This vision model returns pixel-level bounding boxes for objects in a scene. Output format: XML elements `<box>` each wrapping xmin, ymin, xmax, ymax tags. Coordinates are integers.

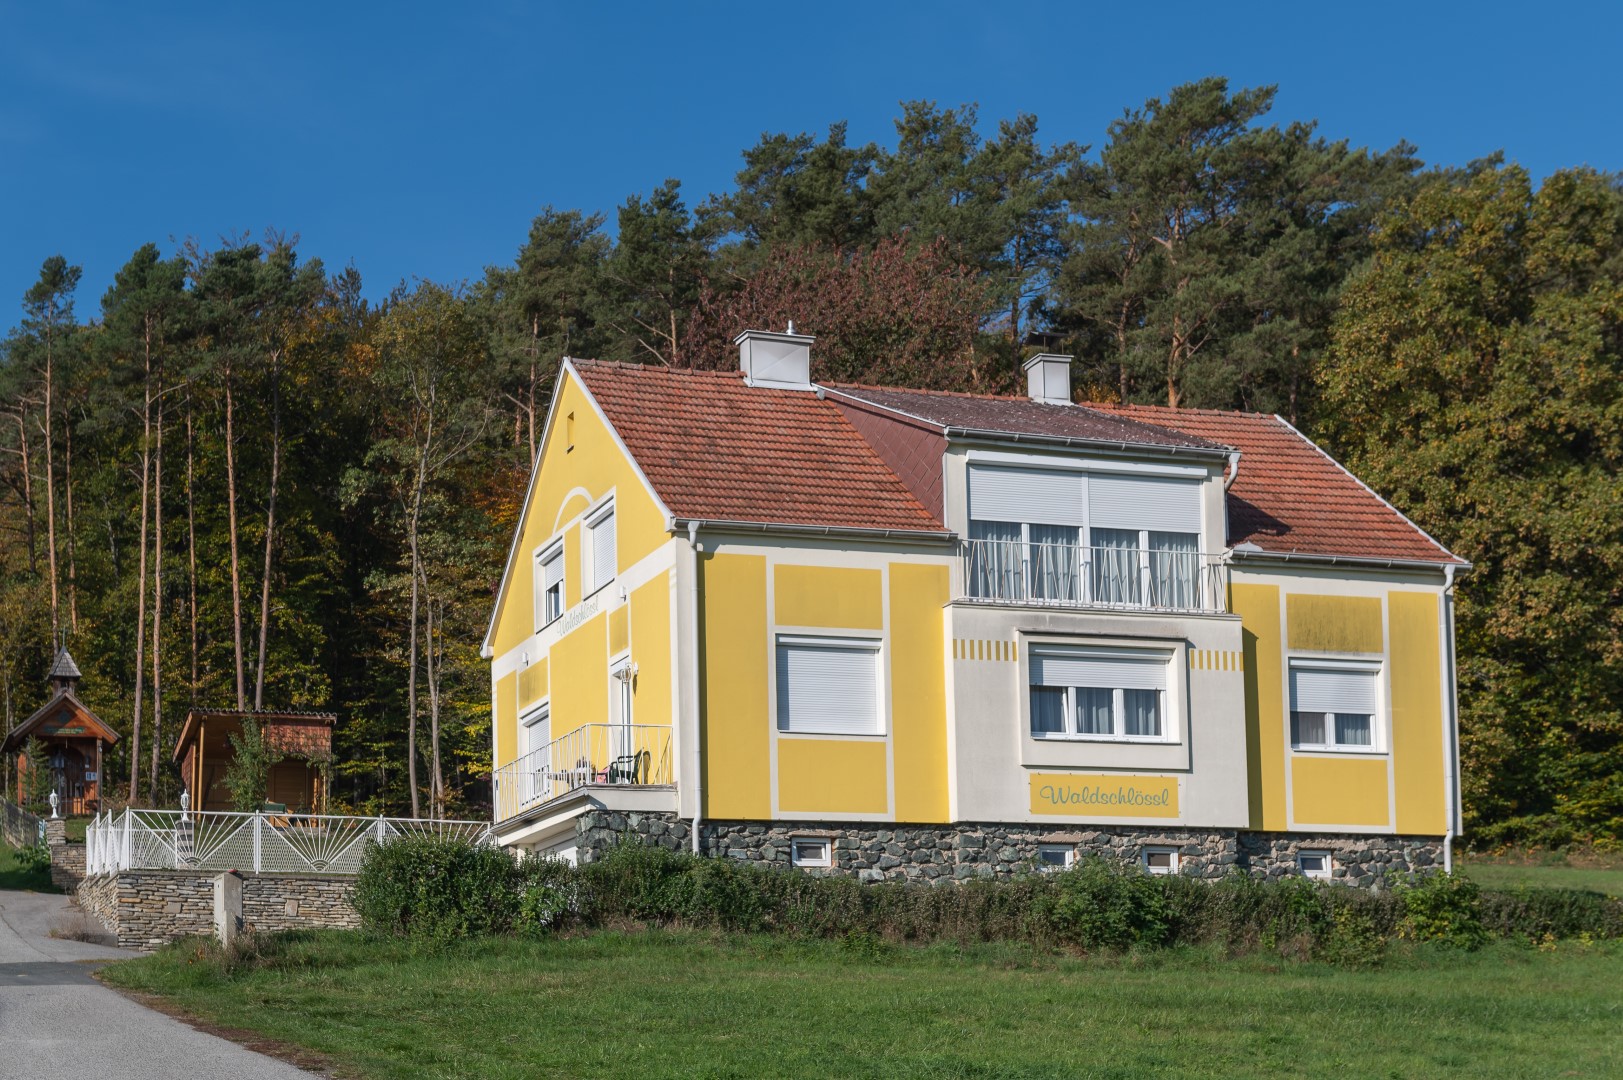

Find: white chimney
<box><xmin>1023</xmin><ymin>353</ymin><xmax>1073</xmax><ymax>406</ymax></box>
<box><xmin>736</xmin><ymin>327</ymin><xmax>815</xmax><ymax>391</ymax></box>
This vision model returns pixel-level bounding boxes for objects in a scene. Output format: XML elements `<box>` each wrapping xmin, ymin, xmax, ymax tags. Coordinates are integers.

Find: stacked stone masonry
<box><xmin>574</xmin><ymin>811</ymin><xmax>1441</xmax><ymax>886</ymax></box>
<box><xmin>75</xmin><ymin>871</ymin><xmax>361</xmax><ymax>947</ymax></box>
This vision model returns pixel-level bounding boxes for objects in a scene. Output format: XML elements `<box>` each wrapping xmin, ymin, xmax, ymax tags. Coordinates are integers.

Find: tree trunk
<box><xmin>6</xmin><ymin>412</ymin><xmax>35</xmax><ymax>573</ymax></box>
<box><xmin>223</xmin><ymin>359</ymin><xmax>246</xmax><ymax>710</ymax></box>
<box><xmin>424</xmin><ymin>587</ymin><xmax>445</xmax><ymax>818</ymax></box>
<box><xmin>42</xmin><ymin>314</ymin><xmax>58</xmax><ymax>636</ymax></box>
<box><xmin>405</xmin><ymin>471</ymin><xmax>423</xmax><ymax>818</ymax></box>
<box><xmin>186</xmin><ymin>387</ymin><xmax>199</xmax><ymax>704</ymax></box>
<box><xmin>64</xmin><ymin>419</ymin><xmax>77</xmax><ymax>632</ymax></box>
<box><xmin>149</xmin><ymin>381</ymin><xmax>165</xmax><ymax>798</ymax></box>
<box><xmin>254</xmin><ymin>353</ymin><xmax>282</xmax><ymax>710</ymax></box>
<box><xmin>129</xmin><ymin>322</ymin><xmax>153</xmax><ymax>804</ymax></box>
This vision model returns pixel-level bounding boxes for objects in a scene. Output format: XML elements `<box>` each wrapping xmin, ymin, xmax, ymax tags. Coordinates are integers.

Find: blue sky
<box><xmin>1</xmin><ymin>1</ymin><xmax>1614</xmax><ymax>327</ymax></box>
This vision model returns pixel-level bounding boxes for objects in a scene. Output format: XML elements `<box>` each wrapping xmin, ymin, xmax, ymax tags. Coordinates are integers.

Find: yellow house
<box><xmin>481</xmin><ymin>332</ymin><xmax>1467</xmax><ymax>882</ymax></box>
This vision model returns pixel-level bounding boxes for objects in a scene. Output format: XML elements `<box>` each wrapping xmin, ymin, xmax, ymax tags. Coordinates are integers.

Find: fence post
<box><xmin>375</xmin><ymin>814</ymin><xmax>385</xmax><ymax>845</ymax></box>
<box><xmin>121</xmin><ymin>810</ymin><xmax>131</xmax><ymax>871</ymax></box>
<box><xmin>253</xmin><ymin>812</ymin><xmax>263</xmax><ymax>873</ymax></box>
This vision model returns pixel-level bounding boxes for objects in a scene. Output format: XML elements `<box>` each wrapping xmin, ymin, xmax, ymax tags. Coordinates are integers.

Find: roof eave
<box><xmin>944</xmin><ymin>425</ymin><xmax>1235</xmax><ymax>460</ymax></box>
<box><xmin>671</xmin><ymin>516</ymin><xmax>956</xmax><ymax>544</ymax></box>
<box><xmin>1229</xmin><ymin>547</ymin><xmax>1472</xmax><ymax>573</ymax></box>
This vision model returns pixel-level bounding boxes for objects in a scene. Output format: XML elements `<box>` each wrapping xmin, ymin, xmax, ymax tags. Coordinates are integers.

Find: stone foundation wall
<box><xmin>76</xmin><ymin>870</ymin><xmax>361</xmax><ymax>947</ymax></box>
<box><xmin>48</xmin><ymin>840</ymin><xmax>85</xmax><ymax>892</ymax></box>
<box><xmin>572</xmin><ymin>810</ymin><xmax>1442</xmax><ymax>887</ymax></box>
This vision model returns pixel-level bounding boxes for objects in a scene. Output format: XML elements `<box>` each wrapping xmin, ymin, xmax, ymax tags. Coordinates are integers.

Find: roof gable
<box><xmin>1</xmin><ymin>692</ymin><xmax>119</xmax><ymax>753</ymax></box>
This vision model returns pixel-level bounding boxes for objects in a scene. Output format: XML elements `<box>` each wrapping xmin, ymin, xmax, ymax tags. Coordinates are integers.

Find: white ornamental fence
<box><xmin>85</xmin><ymin>808</ymin><xmax>495</xmax><ymax>876</ymax></box>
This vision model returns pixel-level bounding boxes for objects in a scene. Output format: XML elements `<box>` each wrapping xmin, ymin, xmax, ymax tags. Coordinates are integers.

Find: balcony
<box><xmin>960</xmin><ymin>538</ymin><xmax>1227</xmax><ymax>614</ymax></box>
<box><xmin>493</xmin><ymin>723</ymin><xmax>673</xmax><ymax>823</ymax></box>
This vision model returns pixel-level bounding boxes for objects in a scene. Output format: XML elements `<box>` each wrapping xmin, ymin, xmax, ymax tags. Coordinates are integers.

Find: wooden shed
<box><xmin>173</xmin><ymin>709</ymin><xmax>336</xmax><ymax>813</ymax></box>
<box><xmin>2</xmin><ymin>648</ymin><xmax>119</xmax><ymax>816</ymax></box>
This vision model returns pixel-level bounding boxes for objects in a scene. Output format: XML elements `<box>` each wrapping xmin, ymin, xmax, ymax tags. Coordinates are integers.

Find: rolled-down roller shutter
<box><xmin>1088</xmin><ymin>474</ymin><xmax>1201</xmax><ymax>533</ymax></box>
<box><xmin>968</xmin><ymin>466</ymin><xmax>1085</xmax><ymax>526</ymax></box>
<box><xmin>1290</xmin><ymin>666</ymin><xmax>1378</xmax><ymax>714</ymax></box>
<box><xmin>776</xmin><ymin>637</ymin><xmax>882</xmax><ymax>734</ymax></box>
<box><xmin>1030</xmin><ymin>649</ymin><xmax>1169</xmax><ymax>691</ymax></box>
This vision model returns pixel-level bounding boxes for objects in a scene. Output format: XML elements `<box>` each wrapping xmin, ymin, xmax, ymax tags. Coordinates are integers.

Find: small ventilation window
<box><xmin>791</xmin><ymin>837</ymin><xmax>832</xmax><ymax>868</ymax></box>
<box><xmin>1142</xmin><ymin>847</ymin><xmax>1180</xmax><ymax>875</ymax></box>
<box><xmin>1037</xmin><ymin>844</ymin><xmax>1075</xmax><ymax>871</ymax></box>
<box><xmin>1298</xmin><ymin>851</ymin><xmax>1332</xmax><ymax>879</ymax></box>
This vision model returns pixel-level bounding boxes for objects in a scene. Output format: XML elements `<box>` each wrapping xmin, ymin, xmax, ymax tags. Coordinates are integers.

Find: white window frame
<box><xmin>1297</xmin><ymin>850</ymin><xmax>1332</xmax><ymax>879</ymax></box>
<box><xmin>1288</xmin><ymin>658</ymin><xmax>1384</xmax><ymax>754</ymax></box>
<box><xmin>1028</xmin><ymin>646</ymin><xmax>1177</xmax><ymax>744</ymax></box>
<box><xmin>1142</xmin><ymin>846</ymin><xmax>1180</xmax><ymax>876</ymax></box>
<box><xmin>1036</xmin><ymin>843</ymin><xmax>1075</xmax><ymax>871</ymax></box>
<box><xmin>790</xmin><ymin>836</ymin><xmax>832</xmax><ymax>868</ymax></box>
<box><xmin>583</xmin><ymin>499</ymin><xmax>616</xmax><ymax>597</ymax></box>
<box><xmin>536</xmin><ymin>540</ymin><xmax>565</xmax><ymax>630</ymax></box>
<box><xmin>520</xmin><ymin>701</ymin><xmax>551</xmax><ymax>760</ymax></box>
<box><xmin>774</xmin><ymin>635</ymin><xmax>885</xmax><ymax>736</ymax></box>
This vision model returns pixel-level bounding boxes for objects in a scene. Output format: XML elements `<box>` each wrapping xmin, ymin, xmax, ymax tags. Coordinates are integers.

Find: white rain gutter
<box><xmin>685</xmin><ymin>520</ymin><xmax>704</xmax><ymax>854</ymax></box>
<box><xmin>1441</xmin><ymin>563</ymin><xmax>1461</xmax><ymax>872</ymax></box>
<box><xmin>1224</xmin><ymin>449</ymin><xmax>1241</xmax><ymax>491</ymax></box>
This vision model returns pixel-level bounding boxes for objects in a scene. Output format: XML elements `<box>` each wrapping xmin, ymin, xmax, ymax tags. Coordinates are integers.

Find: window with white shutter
<box><xmin>776</xmin><ymin>636</ymin><xmax>882</xmax><ymax>735</ymax></box>
<box><xmin>1289</xmin><ymin>662</ymin><xmax>1380</xmax><ymax>750</ymax></box>
<box><xmin>1028</xmin><ymin>646</ymin><xmax>1173</xmax><ymax>741</ymax></box>
<box><xmin>585</xmin><ymin>502</ymin><xmax>616</xmax><ymax>595</ymax></box>
<box><xmin>536</xmin><ymin>542</ymin><xmax>564</xmax><ymax>628</ymax></box>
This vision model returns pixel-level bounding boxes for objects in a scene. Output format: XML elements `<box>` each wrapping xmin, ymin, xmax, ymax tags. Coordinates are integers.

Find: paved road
<box><xmin>0</xmin><ymin>888</ymin><xmax>316</xmax><ymax>1079</ymax></box>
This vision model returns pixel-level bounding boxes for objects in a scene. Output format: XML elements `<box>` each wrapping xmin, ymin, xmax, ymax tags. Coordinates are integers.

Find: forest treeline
<box><xmin>1</xmin><ymin>79</ymin><xmax>1618</xmax><ymax>844</ymax></box>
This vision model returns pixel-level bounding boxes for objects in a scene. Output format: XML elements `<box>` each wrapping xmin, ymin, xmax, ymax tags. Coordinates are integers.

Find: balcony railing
<box><xmin>961</xmin><ymin>538</ymin><xmax>1227</xmax><ymax>614</ymax></box>
<box><xmin>493</xmin><ymin>723</ymin><xmax>672</xmax><ymax>823</ymax></box>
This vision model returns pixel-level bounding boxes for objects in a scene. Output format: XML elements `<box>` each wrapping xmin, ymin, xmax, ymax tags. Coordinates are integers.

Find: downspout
<box><xmin>1224</xmin><ymin>449</ymin><xmax>1241</xmax><ymax>490</ymax></box>
<box><xmin>1441</xmin><ymin>563</ymin><xmax>1459</xmax><ymax>873</ymax></box>
<box><xmin>686</xmin><ymin>520</ymin><xmax>704</xmax><ymax>854</ymax></box>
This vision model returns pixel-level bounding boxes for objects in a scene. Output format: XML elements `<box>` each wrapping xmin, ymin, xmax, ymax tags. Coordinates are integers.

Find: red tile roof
<box><xmin>573</xmin><ymin>361</ymin><xmax>947</xmax><ymax>533</ymax></box>
<box><xmin>827</xmin><ymin>384</ymin><xmax>1227</xmax><ymax>452</ymax></box>
<box><xmin>1092</xmin><ymin>404</ymin><xmax>1463</xmax><ymax>565</ymax></box>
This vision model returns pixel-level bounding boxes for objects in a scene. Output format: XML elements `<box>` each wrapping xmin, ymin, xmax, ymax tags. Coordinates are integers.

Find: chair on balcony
<box><xmin>607</xmin><ymin>749</ymin><xmax>651</xmax><ymax>785</ymax></box>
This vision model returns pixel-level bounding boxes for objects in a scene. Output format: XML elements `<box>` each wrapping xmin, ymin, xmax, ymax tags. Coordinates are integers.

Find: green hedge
<box><xmin>352</xmin><ymin>838</ymin><xmax>1623</xmax><ymax>961</ymax></box>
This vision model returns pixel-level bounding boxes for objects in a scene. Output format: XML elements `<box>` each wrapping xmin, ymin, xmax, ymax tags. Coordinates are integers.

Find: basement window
<box><xmin>1142</xmin><ymin>847</ymin><xmax>1180</xmax><ymax>875</ymax></box>
<box><xmin>791</xmin><ymin>837</ymin><xmax>832</xmax><ymax>868</ymax></box>
<box><xmin>1037</xmin><ymin>844</ymin><xmax>1075</xmax><ymax>871</ymax></box>
<box><xmin>1298</xmin><ymin>851</ymin><xmax>1332</xmax><ymax>879</ymax></box>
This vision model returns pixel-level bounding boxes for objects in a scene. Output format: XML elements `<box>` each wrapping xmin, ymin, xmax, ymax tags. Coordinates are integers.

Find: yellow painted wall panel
<box><xmin>1291</xmin><ymin>756</ymin><xmax>1390</xmax><ymax>827</ymax></box>
<box><xmin>550</xmin><ymin>612</ymin><xmax>607</xmax><ymax>742</ymax></box>
<box><xmin>778</xmin><ymin>738</ymin><xmax>888</xmax><ymax>814</ymax></box>
<box><xmin>608</xmin><ymin>606</ymin><xmax>629</xmax><ymax>656</ymax></box>
<box><xmin>1389</xmin><ymin>591</ymin><xmax>1446</xmax><ymax>834</ymax></box>
<box><xmin>517</xmin><ymin>660</ymin><xmax>548</xmax><ymax>710</ymax></box>
<box><xmin>773</xmin><ymin>565</ymin><xmax>884</xmax><ymax>629</ymax></box>
<box><xmin>701</xmin><ymin>554</ymin><xmax>771</xmax><ymax>819</ymax></box>
<box><xmin>630</xmin><ymin>571</ymin><xmax>673</xmax><ymax>730</ymax></box>
<box><xmin>1232</xmin><ymin>583</ymin><xmax>1286</xmax><ymax>830</ymax></box>
<box><xmin>889</xmin><ymin>563</ymin><xmax>949</xmax><ymax>823</ymax></box>
<box><xmin>1285</xmin><ymin>594</ymin><xmax>1384</xmax><ymax>654</ymax></box>
<box><xmin>493</xmin><ymin>672</ymin><xmax>517</xmax><ymax>770</ymax></box>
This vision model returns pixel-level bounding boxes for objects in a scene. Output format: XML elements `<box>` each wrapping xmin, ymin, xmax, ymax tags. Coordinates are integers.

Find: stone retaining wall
<box><xmin>572</xmin><ymin>810</ymin><xmax>1441</xmax><ymax>886</ymax></box>
<box><xmin>76</xmin><ymin>870</ymin><xmax>361</xmax><ymax>947</ymax></box>
<box><xmin>1</xmin><ymin>798</ymin><xmax>43</xmax><ymax>848</ymax></box>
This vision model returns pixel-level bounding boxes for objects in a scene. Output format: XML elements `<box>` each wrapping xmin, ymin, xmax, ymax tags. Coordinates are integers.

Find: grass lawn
<box><xmin>102</xmin><ymin>930</ymin><xmax>1622</xmax><ymax>1079</ymax></box>
<box><xmin>1461</xmin><ymin>852</ymin><xmax>1623</xmax><ymax>895</ymax></box>
<box><xmin>0</xmin><ymin>840</ymin><xmax>55</xmax><ymax>891</ymax></box>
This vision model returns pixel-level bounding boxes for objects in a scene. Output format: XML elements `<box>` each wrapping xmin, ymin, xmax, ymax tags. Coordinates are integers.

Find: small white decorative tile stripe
<box><xmin>1188</xmin><ymin>649</ymin><xmax>1245</xmax><ymax>672</ymax></box>
<box><xmin>953</xmin><ymin>638</ymin><xmax>1017</xmax><ymax>662</ymax></box>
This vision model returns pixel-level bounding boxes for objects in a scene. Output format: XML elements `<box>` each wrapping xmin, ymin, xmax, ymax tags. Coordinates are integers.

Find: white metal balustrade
<box><xmin>961</xmin><ymin>538</ymin><xmax>1227</xmax><ymax>613</ymax></box>
<box><xmin>84</xmin><ymin>808</ymin><xmax>495</xmax><ymax>876</ymax></box>
<box><xmin>493</xmin><ymin>723</ymin><xmax>672</xmax><ymax>823</ymax></box>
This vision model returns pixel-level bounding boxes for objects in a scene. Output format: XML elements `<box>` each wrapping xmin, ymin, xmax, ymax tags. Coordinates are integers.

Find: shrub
<box><xmin>1478</xmin><ymin>887</ymin><xmax>1623</xmax><ymax>941</ymax></box>
<box><xmin>353</xmin><ymin>835</ymin><xmax>570</xmax><ymax>941</ymax></box>
<box><xmin>14</xmin><ymin>840</ymin><xmax>52</xmax><ymax>875</ymax></box>
<box><xmin>1039</xmin><ymin>856</ymin><xmax>1171</xmax><ymax>950</ymax></box>
<box><xmin>1396</xmin><ymin>872</ymin><xmax>1489</xmax><ymax>950</ymax></box>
